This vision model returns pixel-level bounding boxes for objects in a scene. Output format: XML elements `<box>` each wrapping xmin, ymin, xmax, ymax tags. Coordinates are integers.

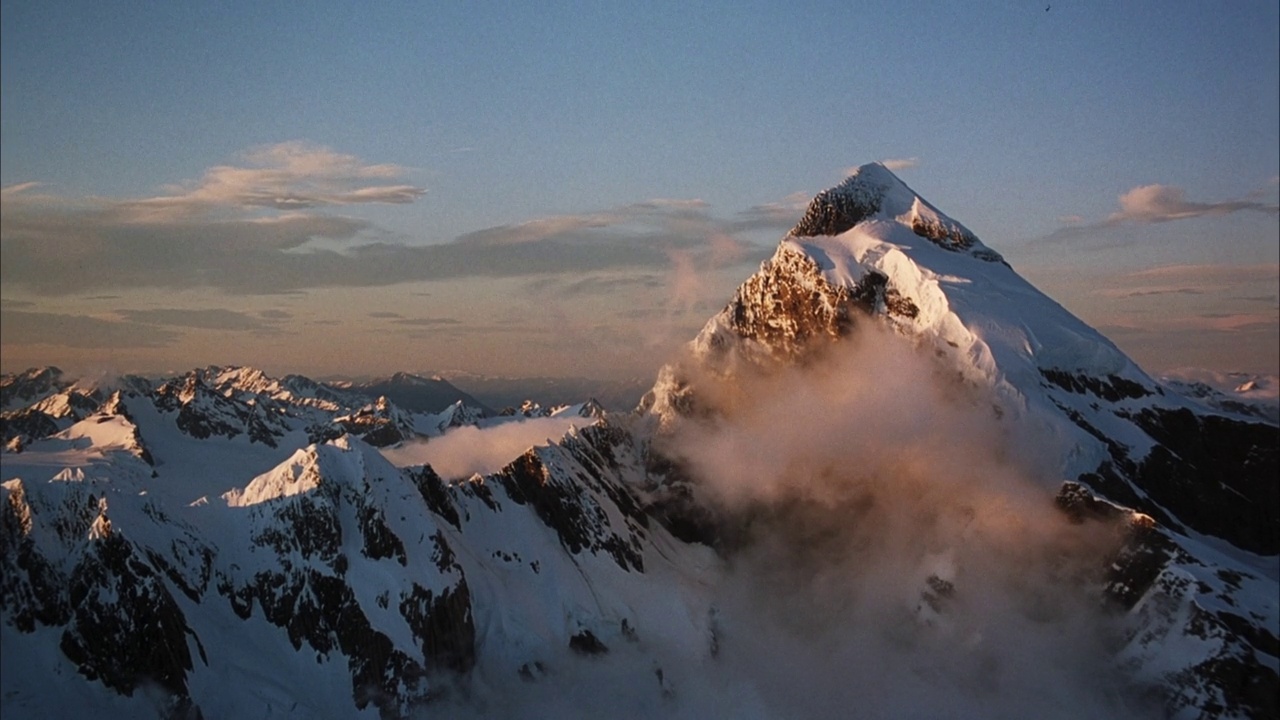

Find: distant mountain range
<box><xmin>333</xmin><ymin>372</ymin><xmax>496</xmax><ymax>416</ymax></box>
<box><xmin>435</xmin><ymin>374</ymin><xmax>651</xmax><ymax>414</ymax></box>
<box><xmin>2</xmin><ymin>164</ymin><xmax>1275</xmax><ymax>720</ymax></box>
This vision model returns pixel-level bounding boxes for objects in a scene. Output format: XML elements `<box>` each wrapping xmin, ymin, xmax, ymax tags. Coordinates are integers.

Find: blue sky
<box><xmin>2</xmin><ymin>1</ymin><xmax>1277</xmax><ymax>380</ymax></box>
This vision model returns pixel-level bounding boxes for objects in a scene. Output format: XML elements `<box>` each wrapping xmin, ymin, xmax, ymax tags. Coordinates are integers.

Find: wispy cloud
<box><xmin>877</xmin><ymin>157</ymin><xmax>920</xmax><ymax>172</ymax></box>
<box><xmin>114</xmin><ymin>308</ymin><xmax>277</xmax><ymax>331</ymax></box>
<box><xmin>1101</xmin><ymin>309</ymin><xmax>1277</xmax><ymax>335</ymax></box>
<box><xmin>729</xmin><ymin>191</ymin><xmax>811</xmax><ymax>233</ymax></box>
<box><xmin>1</xmin><ymin>181</ymin><xmax>44</xmax><ymax>196</ymax></box>
<box><xmin>1</xmin><ymin>146</ymin><xmax>772</xmax><ymax>297</ymax></box>
<box><xmin>0</xmin><ymin>310</ymin><xmax>179</xmax><ymax>348</ymax></box>
<box><xmin>1090</xmin><ymin>263</ymin><xmax>1278</xmax><ymax>299</ymax></box>
<box><xmin>1045</xmin><ymin>183</ymin><xmax>1279</xmax><ymax>242</ymax></box>
<box><xmin>123</xmin><ymin>141</ymin><xmax>426</xmax><ymax>220</ymax></box>
<box><xmin>1107</xmin><ymin>184</ymin><xmax>1277</xmax><ymax>224</ymax></box>
<box><xmin>1095</xmin><ymin>287</ymin><xmax>1205</xmax><ymax>299</ymax></box>
<box><xmin>389</xmin><ymin>317</ymin><xmax>461</xmax><ymax>327</ymax></box>
<box><xmin>1125</xmin><ymin>263</ymin><xmax>1279</xmax><ymax>283</ymax></box>
<box><xmin>524</xmin><ymin>273</ymin><xmax>666</xmax><ymax>298</ymax></box>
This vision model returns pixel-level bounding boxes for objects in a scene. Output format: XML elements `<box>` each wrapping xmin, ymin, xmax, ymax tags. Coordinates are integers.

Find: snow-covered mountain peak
<box><xmin>789</xmin><ymin>163</ymin><xmax>996</xmax><ymax>261</ymax></box>
<box><xmin>0</xmin><ymin>366</ymin><xmax>68</xmax><ymax>411</ymax></box>
<box><xmin>675</xmin><ymin>163</ymin><xmax>1150</xmax><ymax>408</ymax></box>
<box><xmin>388</xmin><ymin>371</ymin><xmax>428</xmax><ymax>385</ymax></box>
<box><xmin>208</xmin><ymin>365</ymin><xmax>282</xmax><ymax>397</ymax></box>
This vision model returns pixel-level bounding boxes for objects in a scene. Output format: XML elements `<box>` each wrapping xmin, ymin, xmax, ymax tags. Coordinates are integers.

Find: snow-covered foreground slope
<box><xmin>3</xmin><ymin>164</ymin><xmax>1277</xmax><ymax>719</ymax></box>
<box><xmin>2</xmin><ymin>392</ymin><xmax>718</xmax><ymax>718</ymax></box>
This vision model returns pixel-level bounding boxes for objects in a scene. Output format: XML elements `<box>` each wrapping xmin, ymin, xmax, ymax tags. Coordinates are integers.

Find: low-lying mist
<box><xmin>380</xmin><ymin>416</ymin><xmax>586</xmax><ymax>479</ymax></box>
<box><xmin>420</xmin><ymin>324</ymin><xmax>1158</xmax><ymax>718</ymax></box>
<box><xmin>650</xmin><ymin>324</ymin><xmax>1154</xmax><ymax>718</ymax></box>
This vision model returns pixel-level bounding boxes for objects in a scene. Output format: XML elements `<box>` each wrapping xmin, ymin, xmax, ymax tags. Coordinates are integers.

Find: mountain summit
<box><xmin>649</xmin><ymin>164</ymin><xmax>1151</xmax><ymax>429</ymax></box>
<box><xmin>789</xmin><ymin>162</ymin><xmax>991</xmax><ymax>259</ymax></box>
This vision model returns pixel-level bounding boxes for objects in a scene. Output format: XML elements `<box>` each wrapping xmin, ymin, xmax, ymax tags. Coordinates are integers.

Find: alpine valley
<box><xmin>2</xmin><ymin>164</ymin><xmax>1276</xmax><ymax>719</ymax></box>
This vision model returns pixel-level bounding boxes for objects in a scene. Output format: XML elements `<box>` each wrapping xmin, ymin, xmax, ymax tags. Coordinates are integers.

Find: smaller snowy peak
<box><xmin>789</xmin><ymin>163</ymin><xmax>1000</xmax><ymax>263</ymax></box>
<box><xmin>0</xmin><ymin>366</ymin><xmax>69</xmax><ymax>411</ymax></box>
<box><xmin>1159</xmin><ymin>369</ymin><xmax>1280</xmax><ymax>425</ymax></box>
<box><xmin>551</xmin><ymin>399</ymin><xmax>606</xmax><ymax>420</ymax></box>
<box><xmin>389</xmin><ymin>371</ymin><xmax>432</xmax><ymax>386</ymax></box>
<box><xmin>29</xmin><ymin>387</ymin><xmax>103</xmax><ymax>421</ymax></box>
<box><xmin>501</xmin><ymin>400</ymin><xmax>553</xmax><ymax>418</ymax></box>
<box><xmin>331</xmin><ymin>396</ymin><xmax>420</xmax><ymax>447</ymax></box>
<box><xmin>207</xmin><ymin>365</ymin><xmax>283</xmax><ymax>398</ymax></box>
<box><xmin>223</xmin><ymin>446</ymin><xmax>326</xmax><ymax>507</ymax></box>
<box><xmin>440</xmin><ymin>400</ymin><xmax>486</xmax><ymax>428</ymax></box>
<box><xmin>152</xmin><ymin>373</ymin><xmax>289</xmax><ymax>446</ymax></box>
<box><xmin>221</xmin><ymin>435</ymin><xmax>399</xmax><ymax>508</ymax></box>
<box><xmin>495</xmin><ymin>398</ymin><xmax>607</xmax><ymax>420</ymax></box>
<box><xmin>350</xmin><ymin>373</ymin><xmax>494</xmax><ymax>415</ymax></box>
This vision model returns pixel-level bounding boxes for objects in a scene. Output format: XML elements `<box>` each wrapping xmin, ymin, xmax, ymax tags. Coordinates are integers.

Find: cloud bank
<box><xmin>645</xmin><ymin>325</ymin><xmax>1155</xmax><ymax>719</ymax></box>
<box><xmin>0</xmin><ymin>143</ymin><xmax>776</xmax><ymax>298</ymax></box>
<box><xmin>1091</xmin><ymin>263</ymin><xmax>1280</xmax><ymax>299</ymax></box>
<box><xmin>379</xmin><ymin>416</ymin><xmax>587</xmax><ymax>480</ymax></box>
<box><xmin>418</xmin><ymin>325</ymin><xmax>1157</xmax><ymax>719</ymax></box>
<box><xmin>125</xmin><ymin>141</ymin><xmax>426</xmax><ymax>218</ymax></box>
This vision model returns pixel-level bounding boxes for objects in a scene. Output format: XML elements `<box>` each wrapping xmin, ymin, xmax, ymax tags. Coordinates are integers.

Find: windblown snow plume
<box><xmin>380</xmin><ymin>416</ymin><xmax>587</xmax><ymax>479</ymax></box>
<box><xmin>645</xmin><ymin>325</ymin><xmax>1160</xmax><ymax>719</ymax></box>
